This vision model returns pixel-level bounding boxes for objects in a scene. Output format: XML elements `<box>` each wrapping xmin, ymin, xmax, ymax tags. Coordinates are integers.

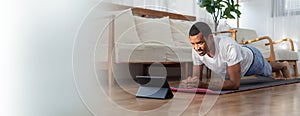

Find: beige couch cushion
<box><xmin>114</xmin><ymin>9</ymin><xmax>193</xmax><ymax>63</ymax></box>
<box><xmin>274</xmin><ymin>48</ymin><xmax>298</xmax><ymax>61</ymax></box>
<box><xmin>134</xmin><ymin>16</ymin><xmax>175</xmax><ymax>47</ymax></box>
<box><xmin>114</xmin><ymin>8</ymin><xmax>141</xmax><ymax>44</ymax></box>
<box><xmin>169</xmin><ymin>19</ymin><xmax>193</xmax><ymax>47</ymax></box>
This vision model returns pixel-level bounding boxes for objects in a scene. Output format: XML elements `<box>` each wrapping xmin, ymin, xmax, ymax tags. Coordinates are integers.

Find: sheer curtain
<box><xmin>272</xmin><ymin>0</ymin><xmax>300</xmax><ymax>51</ymax></box>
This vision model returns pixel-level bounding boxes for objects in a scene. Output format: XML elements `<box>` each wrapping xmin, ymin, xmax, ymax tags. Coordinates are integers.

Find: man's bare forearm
<box><xmin>193</xmin><ymin>65</ymin><xmax>203</xmax><ymax>80</ymax></box>
<box><xmin>197</xmin><ymin>80</ymin><xmax>239</xmax><ymax>90</ymax></box>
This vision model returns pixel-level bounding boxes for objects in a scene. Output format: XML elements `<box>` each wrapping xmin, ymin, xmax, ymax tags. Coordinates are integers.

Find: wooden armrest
<box><xmin>213</xmin><ymin>29</ymin><xmax>237</xmax><ymax>41</ymax></box>
<box><xmin>213</xmin><ymin>30</ymin><xmax>237</xmax><ymax>34</ymax></box>
<box><xmin>132</xmin><ymin>7</ymin><xmax>196</xmax><ymax>21</ymax></box>
<box><xmin>267</xmin><ymin>38</ymin><xmax>295</xmax><ymax>51</ymax></box>
<box><xmin>240</xmin><ymin>36</ymin><xmax>275</xmax><ymax>61</ymax></box>
<box><xmin>240</xmin><ymin>36</ymin><xmax>272</xmax><ymax>44</ymax></box>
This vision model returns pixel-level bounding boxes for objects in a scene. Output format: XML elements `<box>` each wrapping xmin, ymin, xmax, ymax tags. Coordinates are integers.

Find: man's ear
<box><xmin>206</xmin><ymin>34</ymin><xmax>215</xmax><ymax>52</ymax></box>
<box><xmin>208</xmin><ymin>34</ymin><xmax>214</xmax><ymax>39</ymax></box>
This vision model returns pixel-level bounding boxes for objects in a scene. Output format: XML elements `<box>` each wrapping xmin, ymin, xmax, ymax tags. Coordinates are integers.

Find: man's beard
<box><xmin>197</xmin><ymin>49</ymin><xmax>206</xmax><ymax>56</ymax></box>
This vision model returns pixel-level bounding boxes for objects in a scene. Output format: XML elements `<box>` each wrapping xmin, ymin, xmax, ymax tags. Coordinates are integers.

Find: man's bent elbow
<box><xmin>232</xmin><ymin>84</ymin><xmax>240</xmax><ymax>90</ymax></box>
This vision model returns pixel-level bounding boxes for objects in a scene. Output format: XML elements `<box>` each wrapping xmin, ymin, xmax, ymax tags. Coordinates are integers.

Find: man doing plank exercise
<box><xmin>181</xmin><ymin>22</ymin><xmax>291</xmax><ymax>90</ymax></box>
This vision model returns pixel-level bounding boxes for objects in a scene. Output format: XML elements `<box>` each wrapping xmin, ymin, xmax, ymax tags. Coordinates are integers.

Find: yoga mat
<box><xmin>171</xmin><ymin>77</ymin><xmax>300</xmax><ymax>94</ymax></box>
<box><xmin>170</xmin><ymin>87</ymin><xmax>219</xmax><ymax>94</ymax></box>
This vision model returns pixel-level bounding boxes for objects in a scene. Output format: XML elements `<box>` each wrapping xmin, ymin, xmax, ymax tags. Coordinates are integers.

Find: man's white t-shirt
<box><xmin>192</xmin><ymin>36</ymin><xmax>253</xmax><ymax>78</ymax></box>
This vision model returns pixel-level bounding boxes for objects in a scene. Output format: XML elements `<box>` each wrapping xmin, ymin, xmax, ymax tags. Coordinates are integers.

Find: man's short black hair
<box><xmin>189</xmin><ymin>24</ymin><xmax>200</xmax><ymax>36</ymax></box>
<box><xmin>189</xmin><ymin>22</ymin><xmax>212</xmax><ymax>40</ymax></box>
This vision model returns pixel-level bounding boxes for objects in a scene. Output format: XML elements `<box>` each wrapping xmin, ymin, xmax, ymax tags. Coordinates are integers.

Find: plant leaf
<box><xmin>206</xmin><ymin>7</ymin><xmax>214</xmax><ymax>14</ymax></box>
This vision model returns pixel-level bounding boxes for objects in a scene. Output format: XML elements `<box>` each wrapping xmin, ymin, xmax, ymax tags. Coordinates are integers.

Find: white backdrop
<box><xmin>1</xmin><ymin>0</ymin><xmax>98</xmax><ymax>115</ymax></box>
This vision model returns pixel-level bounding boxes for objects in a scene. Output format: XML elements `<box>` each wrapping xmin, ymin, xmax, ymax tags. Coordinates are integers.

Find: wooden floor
<box><xmin>108</xmin><ymin>78</ymin><xmax>300</xmax><ymax>116</ymax></box>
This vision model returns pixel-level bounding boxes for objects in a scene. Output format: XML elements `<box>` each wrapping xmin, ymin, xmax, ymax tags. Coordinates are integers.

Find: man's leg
<box><xmin>269</xmin><ymin>61</ymin><xmax>284</xmax><ymax>71</ymax></box>
<box><xmin>281</xmin><ymin>61</ymin><xmax>292</xmax><ymax>79</ymax></box>
<box><xmin>269</xmin><ymin>61</ymin><xmax>292</xmax><ymax>79</ymax></box>
<box><xmin>269</xmin><ymin>61</ymin><xmax>284</xmax><ymax>79</ymax></box>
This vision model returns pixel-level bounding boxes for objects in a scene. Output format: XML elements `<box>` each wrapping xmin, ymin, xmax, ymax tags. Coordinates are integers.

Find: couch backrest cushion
<box><xmin>134</xmin><ymin>16</ymin><xmax>175</xmax><ymax>46</ymax></box>
<box><xmin>169</xmin><ymin>19</ymin><xmax>194</xmax><ymax>47</ymax></box>
<box><xmin>114</xmin><ymin>8</ymin><xmax>141</xmax><ymax>44</ymax></box>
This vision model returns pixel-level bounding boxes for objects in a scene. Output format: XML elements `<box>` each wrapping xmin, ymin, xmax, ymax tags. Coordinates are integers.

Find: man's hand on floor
<box><xmin>180</xmin><ymin>76</ymin><xmax>200</xmax><ymax>88</ymax></box>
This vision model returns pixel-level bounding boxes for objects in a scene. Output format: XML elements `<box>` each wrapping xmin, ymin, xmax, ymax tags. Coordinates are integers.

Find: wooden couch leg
<box><xmin>108</xmin><ymin>16</ymin><xmax>115</xmax><ymax>95</ymax></box>
<box><xmin>182</xmin><ymin>62</ymin><xmax>189</xmax><ymax>79</ymax></box>
<box><xmin>294</xmin><ymin>61</ymin><xmax>298</xmax><ymax>77</ymax></box>
<box><xmin>206</xmin><ymin>67</ymin><xmax>211</xmax><ymax>83</ymax></box>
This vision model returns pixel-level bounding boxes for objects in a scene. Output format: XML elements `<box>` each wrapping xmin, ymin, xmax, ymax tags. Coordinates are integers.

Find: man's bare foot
<box><xmin>274</xmin><ymin>71</ymin><xmax>284</xmax><ymax>80</ymax></box>
<box><xmin>281</xmin><ymin>61</ymin><xmax>293</xmax><ymax>80</ymax></box>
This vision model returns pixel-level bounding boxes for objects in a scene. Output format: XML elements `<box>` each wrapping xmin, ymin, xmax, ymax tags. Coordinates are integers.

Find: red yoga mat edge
<box><xmin>170</xmin><ymin>87</ymin><xmax>219</xmax><ymax>94</ymax></box>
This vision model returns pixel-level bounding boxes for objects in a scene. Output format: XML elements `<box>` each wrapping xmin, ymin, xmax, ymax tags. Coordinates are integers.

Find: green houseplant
<box><xmin>198</xmin><ymin>0</ymin><xmax>241</xmax><ymax>32</ymax></box>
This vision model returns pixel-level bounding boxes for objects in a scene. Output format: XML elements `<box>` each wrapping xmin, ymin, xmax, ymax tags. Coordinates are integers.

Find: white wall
<box><xmin>171</xmin><ymin>0</ymin><xmax>196</xmax><ymax>15</ymax></box>
<box><xmin>111</xmin><ymin>0</ymin><xmax>197</xmax><ymax>16</ymax></box>
<box><xmin>227</xmin><ymin>0</ymin><xmax>273</xmax><ymax>37</ymax></box>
